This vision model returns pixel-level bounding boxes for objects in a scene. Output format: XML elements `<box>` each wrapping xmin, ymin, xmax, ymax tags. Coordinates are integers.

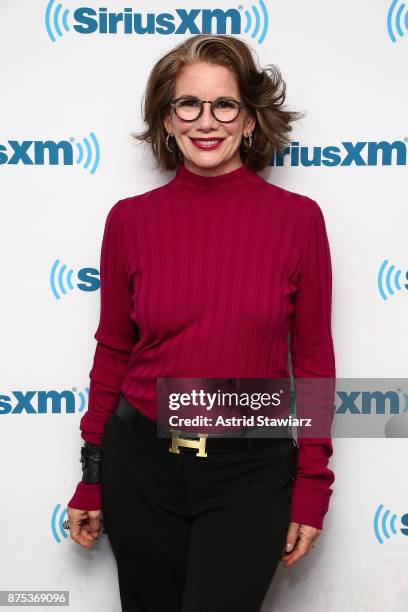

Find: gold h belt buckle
<box><xmin>169</xmin><ymin>430</ymin><xmax>208</xmax><ymax>457</ymax></box>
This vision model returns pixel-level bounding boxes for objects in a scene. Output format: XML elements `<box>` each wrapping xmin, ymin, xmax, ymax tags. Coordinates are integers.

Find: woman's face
<box><xmin>164</xmin><ymin>61</ymin><xmax>256</xmax><ymax>176</ymax></box>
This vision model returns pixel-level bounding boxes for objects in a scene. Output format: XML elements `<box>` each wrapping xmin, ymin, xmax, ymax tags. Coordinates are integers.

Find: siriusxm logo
<box><xmin>373</xmin><ymin>504</ymin><xmax>408</xmax><ymax>544</ymax></box>
<box><xmin>387</xmin><ymin>0</ymin><xmax>408</xmax><ymax>43</ymax></box>
<box><xmin>270</xmin><ymin>140</ymin><xmax>408</xmax><ymax>167</ymax></box>
<box><xmin>336</xmin><ymin>390</ymin><xmax>408</xmax><ymax>414</ymax></box>
<box><xmin>50</xmin><ymin>259</ymin><xmax>100</xmax><ymax>300</ymax></box>
<box><xmin>0</xmin><ymin>133</ymin><xmax>100</xmax><ymax>174</ymax></box>
<box><xmin>378</xmin><ymin>259</ymin><xmax>408</xmax><ymax>301</ymax></box>
<box><xmin>0</xmin><ymin>389</ymin><xmax>89</xmax><ymax>414</ymax></box>
<box><xmin>45</xmin><ymin>0</ymin><xmax>269</xmax><ymax>44</ymax></box>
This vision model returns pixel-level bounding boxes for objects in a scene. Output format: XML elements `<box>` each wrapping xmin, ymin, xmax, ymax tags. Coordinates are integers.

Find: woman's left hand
<box><xmin>281</xmin><ymin>522</ymin><xmax>321</xmax><ymax>568</ymax></box>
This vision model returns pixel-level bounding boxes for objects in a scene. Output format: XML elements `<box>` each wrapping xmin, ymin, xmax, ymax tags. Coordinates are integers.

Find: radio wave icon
<box><xmin>50</xmin><ymin>259</ymin><xmax>76</xmax><ymax>300</ymax></box>
<box><xmin>51</xmin><ymin>504</ymin><xmax>69</xmax><ymax>543</ymax></box>
<box><xmin>76</xmin><ymin>387</ymin><xmax>90</xmax><ymax>413</ymax></box>
<box><xmin>373</xmin><ymin>503</ymin><xmax>398</xmax><ymax>544</ymax></box>
<box><xmin>45</xmin><ymin>0</ymin><xmax>71</xmax><ymax>43</ymax></box>
<box><xmin>377</xmin><ymin>259</ymin><xmax>402</xmax><ymax>300</ymax></box>
<box><xmin>243</xmin><ymin>0</ymin><xmax>269</xmax><ymax>44</ymax></box>
<box><xmin>76</xmin><ymin>132</ymin><xmax>100</xmax><ymax>175</ymax></box>
<box><xmin>387</xmin><ymin>0</ymin><xmax>408</xmax><ymax>42</ymax></box>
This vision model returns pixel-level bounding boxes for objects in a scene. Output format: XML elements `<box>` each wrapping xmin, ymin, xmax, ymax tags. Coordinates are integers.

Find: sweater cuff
<box><xmin>290</xmin><ymin>477</ymin><xmax>333</xmax><ymax>530</ymax></box>
<box><xmin>67</xmin><ymin>481</ymin><xmax>102</xmax><ymax>511</ymax></box>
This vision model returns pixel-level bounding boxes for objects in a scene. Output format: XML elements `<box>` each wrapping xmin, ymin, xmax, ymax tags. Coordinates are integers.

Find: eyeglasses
<box><xmin>170</xmin><ymin>96</ymin><xmax>246</xmax><ymax>123</ymax></box>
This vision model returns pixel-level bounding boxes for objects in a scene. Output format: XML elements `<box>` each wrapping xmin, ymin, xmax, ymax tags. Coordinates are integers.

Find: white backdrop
<box><xmin>1</xmin><ymin>1</ymin><xmax>407</xmax><ymax>610</ymax></box>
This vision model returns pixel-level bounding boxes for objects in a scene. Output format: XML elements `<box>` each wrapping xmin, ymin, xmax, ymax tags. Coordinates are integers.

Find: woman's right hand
<box><xmin>67</xmin><ymin>506</ymin><xmax>102</xmax><ymax>549</ymax></box>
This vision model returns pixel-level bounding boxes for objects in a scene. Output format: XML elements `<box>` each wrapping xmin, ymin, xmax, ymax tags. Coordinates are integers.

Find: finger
<box><xmin>82</xmin><ymin>521</ymin><xmax>96</xmax><ymax>541</ymax></box>
<box><xmin>283</xmin><ymin>537</ymin><xmax>314</xmax><ymax>567</ymax></box>
<box><xmin>281</xmin><ymin>537</ymin><xmax>303</xmax><ymax>561</ymax></box>
<box><xmin>70</xmin><ymin>517</ymin><xmax>95</xmax><ymax>548</ymax></box>
<box><xmin>281</xmin><ymin>541</ymin><xmax>301</xmax><ymax>561</ymax></box>
<box><xmin>67</xmin><ymin>508</ymin><xmax>98</xmax><ymax>548</ymax></box>
<box><xmin>283</xmin><ymin>522</ymin><xmax>300</xmax><ymax>553</ymax></box>
<box><xmin>298</xmin><ymin>524</ymin><xmax>319</xmax><ymax>541</ymax></box>
<box><xmin>71</xmin><ymin>525</ymin><xmax>93</xmax><ymax>548</ymax></box>
<box><xmin>79</xmin><ymin>524</ymin><xmax>95</xmax><ymax>548</ymax></box>
<box><xmin>69</xmin><ymin>516</ymin><xmax>81</xmax><ymax>538</ymax></box>
<box><xmin>89</xmin><ymin>516</ymin><xmax>101</xmax><ymax>539</ymax></box>
<box><xmin>283</xmin><ymin>550</ymin><xmax>303</xmax><ymax>567</ymax></box>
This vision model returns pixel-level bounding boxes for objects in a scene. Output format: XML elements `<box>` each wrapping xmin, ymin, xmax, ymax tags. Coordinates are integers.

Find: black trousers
<box><xmin>101</xmin><ymin>395</ymin><xmax>298</xmax><ymax>612</ymax></box>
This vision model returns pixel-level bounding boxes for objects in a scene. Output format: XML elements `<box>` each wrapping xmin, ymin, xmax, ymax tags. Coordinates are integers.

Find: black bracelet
<box><xmin>80</xmin><ymin>442</ymin><xmax>102</xmax><ymax>484</ymax></box>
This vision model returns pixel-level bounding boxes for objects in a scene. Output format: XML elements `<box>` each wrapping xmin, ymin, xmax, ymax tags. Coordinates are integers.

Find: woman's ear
<box><xmin>246</xmin><ymin>112</ymin><xmax>257</xmax><ymax>134</ymax></box>
<box><xmin>163</xmin><ymin>114</ymin><xmax>173</xmax><ymax>135</ymax></box>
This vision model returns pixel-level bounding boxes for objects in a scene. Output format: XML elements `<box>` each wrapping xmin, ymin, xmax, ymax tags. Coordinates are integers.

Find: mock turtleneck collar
<box><xmin>172</xmin><ymin>160</ymin><xmax>258</xmax><ymax>190</ymax></box>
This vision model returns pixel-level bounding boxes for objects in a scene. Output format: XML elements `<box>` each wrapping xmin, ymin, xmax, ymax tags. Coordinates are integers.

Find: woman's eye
<box><xmin>181</xmin><ymin>99</ymin><xmax>200</xmax><ymax>107</ymax></box>
<box><xmin>214</xmin><ymin>99</ymin><xmax>235</xmax><ymax>109</ymax></box>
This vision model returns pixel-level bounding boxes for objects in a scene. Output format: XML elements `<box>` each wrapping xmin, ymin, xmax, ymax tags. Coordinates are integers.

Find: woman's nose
<box><xmin>198</xmin><ymin>102</ymin><xmax>216</xmax><ymax>126</ymax></box>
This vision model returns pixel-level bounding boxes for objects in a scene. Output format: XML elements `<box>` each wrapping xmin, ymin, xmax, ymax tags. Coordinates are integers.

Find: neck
<box><xmin>183</xmin><ymin>157</ymin><xmax>243</xmax><ymax>178</ymax></box>
<box><xmin>171</xmin><ymin>159</ymin><xmax>259</xmax><ymax>191</ymax></box>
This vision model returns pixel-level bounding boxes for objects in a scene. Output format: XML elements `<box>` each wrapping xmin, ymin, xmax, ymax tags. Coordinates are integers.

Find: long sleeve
<box><xmin>289</xmin><ymin>198</ymin><xmax>336</xmax><ymax>530</ymax></box>
<box><xmin>68</xmin><ymin>200</ymin><xmax>139</xmax><ymax>510</ymax></box>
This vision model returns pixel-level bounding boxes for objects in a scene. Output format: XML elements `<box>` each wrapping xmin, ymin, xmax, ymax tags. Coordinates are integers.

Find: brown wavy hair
<box><xmin>132</xmin><ymin>34</ymin><xmax>305</xmax><ymax>172</ymax></box>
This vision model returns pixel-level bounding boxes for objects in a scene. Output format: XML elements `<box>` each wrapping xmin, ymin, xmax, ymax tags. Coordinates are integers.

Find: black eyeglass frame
<box><xmin>169</xmin><ymin>96</ymin><xmax>246</xmax><ymax>123</ymax></box>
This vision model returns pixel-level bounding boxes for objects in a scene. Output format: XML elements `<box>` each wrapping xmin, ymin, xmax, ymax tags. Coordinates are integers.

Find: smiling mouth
<box><xmin>189</xmin><ymin>137</ymin><xmax>225</xmax><ymax>149</ymax></box>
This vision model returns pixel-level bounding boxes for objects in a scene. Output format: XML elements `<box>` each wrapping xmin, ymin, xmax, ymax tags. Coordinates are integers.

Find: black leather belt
<box><xmin>114</xmin><ymin>394</ymin><xmax>296</xmax><ymax>456</ymax></box>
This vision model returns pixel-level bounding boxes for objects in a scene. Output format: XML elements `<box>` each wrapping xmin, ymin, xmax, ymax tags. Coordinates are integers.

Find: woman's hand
<box><xmin>67</xmin><ymin>507</ymin><xmax>102</xmax><ymax>549</ymax></box>
<box><xmin>281</xmin><ymin>522</ymin><xmax>321</xmax><ymax>567</ymax></box>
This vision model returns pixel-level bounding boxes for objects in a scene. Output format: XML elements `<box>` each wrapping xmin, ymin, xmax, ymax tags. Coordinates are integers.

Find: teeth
<box><xmin>195</xmin><ymin>140</ymin><xmax>220</xmax><ymax>146</ymax></box>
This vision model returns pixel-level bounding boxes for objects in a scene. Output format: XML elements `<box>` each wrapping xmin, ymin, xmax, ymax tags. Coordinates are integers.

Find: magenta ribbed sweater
<box><xmin>68</xmin><ymin>161</ymin><xmax>336</xmax><ymax>530</ymax></box>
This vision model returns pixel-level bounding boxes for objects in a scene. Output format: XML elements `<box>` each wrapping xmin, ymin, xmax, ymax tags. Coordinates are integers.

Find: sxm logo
<box><xmin>336</xmin><ymin>390</ymin><xmax>408</xmax><ymax>414</ymax></box>
<box><xmin>50</xmin><ymin>259</ymin><xmax>100</xmax><ymax>300</ymax></box>
<box><xmin>0</xmin><ymin>133</ymin><xmax>100</xmax><ymax>174</ymax></box>
<box><xmin>373</xmin><ymin>504</ymin><xmax>408</xmax><ymax>544</ymax></box>
<box><xmin>45</xmin><ymin>0</ymin><xmax>269</xmax><ymax>44</ymax></box>
<box><xmin>270</xmin><ymin>139</ymin><xmax>408</xmax><ymax>167</ymax></box>
<box><xmin>387</xmin><ymin>0</ymin><xmax>408</xmax><ymax>43</ymax></box>
<box><xmin>378</xmin><ymin>259</ymin><xmax>408</xmax><ymax>300</ymax></box>
<box><xmin>0</xmin><ymin>389</ymin><xmax>89</xmax><ymax>415</ymax></box>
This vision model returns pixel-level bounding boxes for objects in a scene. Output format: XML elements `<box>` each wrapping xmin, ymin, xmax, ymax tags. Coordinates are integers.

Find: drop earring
<box><xmin>165</xmin><ymin>133</ymin><xmax>175</xmax><ymax>153</ymax></box>
<box><xmin>242</xmin><ymin>132</ymin><xmax>253</xmax><ymax>151</ymax></box>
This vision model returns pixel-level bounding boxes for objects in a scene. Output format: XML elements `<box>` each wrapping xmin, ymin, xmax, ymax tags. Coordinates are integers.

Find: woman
<box><xmin>67</xmin><ymin>34</ymin><xmax>335</xmax><ymax>612</ymax></box>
